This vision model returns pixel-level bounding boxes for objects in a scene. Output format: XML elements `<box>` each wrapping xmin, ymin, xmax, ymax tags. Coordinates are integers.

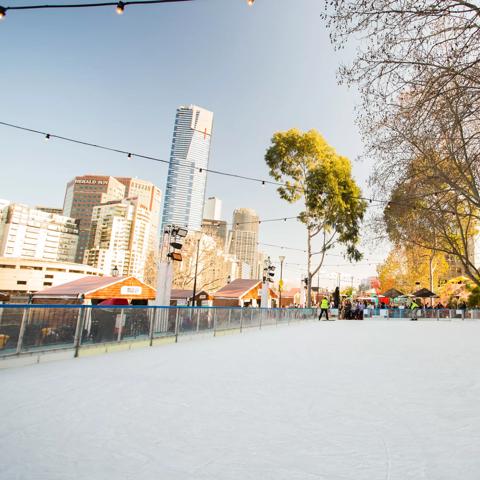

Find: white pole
<box><xmin>260</xmin><ymin>281</ymin><xmax>269</xmax><ymax>308</ymax></box>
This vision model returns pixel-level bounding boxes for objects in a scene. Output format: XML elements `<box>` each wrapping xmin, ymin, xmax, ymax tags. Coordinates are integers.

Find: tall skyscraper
<box><xmin>229</xmin><ymin>208</ymin><xmax>259</xmax><ymax>279</ymax></box>
<box><xmin>0</xmin><ymin>200</ymin><xmax>79</xmax><ymax>263</ymax></box>
<box><xmin>63</xmin><ymin>175</ymin><xmax>125</xmax><ymax>263</ymax></box>
<box><xmin>162</xmin><ymin>105</ymin><xmax>214</xmax><ymax>232</ymax></box>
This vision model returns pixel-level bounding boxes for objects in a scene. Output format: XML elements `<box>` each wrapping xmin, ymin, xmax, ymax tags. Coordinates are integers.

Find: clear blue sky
<box><xmin>0</xmin><ymin>0</ymin><xmax>384</xmax><ymax>287</ymax></box>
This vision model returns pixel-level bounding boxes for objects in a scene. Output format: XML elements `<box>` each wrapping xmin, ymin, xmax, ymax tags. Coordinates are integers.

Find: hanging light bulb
<box><xmin>0</xmin><ymin>6</ymin><xmax>6</xmax><ymax>19</ymax></box>
<box><xmin>116</xmin><ymin>2</ymin><xmax>125</xmax><ymax>14</ymax></box>
<box><xmin>262</xmin><ymin>180</ymin><xmax>265</xmax><ymax>185</ymax></box>
<box><xmin>247</xmin><ymin>0</ymin><xmax>255</xmax><ymax>6</ymax></box>
<box><xmin>127</xmin><ymin>153</ymin><xmax>132</xmax><ymax>159</ymax></box>
<box><xmin>45</xmin><ymin>134</ymin><xmax>50</xmax><ymax>141</ymax></box>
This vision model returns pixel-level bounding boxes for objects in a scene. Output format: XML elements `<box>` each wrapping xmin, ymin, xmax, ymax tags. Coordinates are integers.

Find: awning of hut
<box><xmin>382</xmin><ymin>288</ymin><xmax>405</xmax><ymax>298</ymax></box>
<box><xmin>97</xmin><ymin>298</ymin><xmax>130</xmax><ymax>306</ymax></box>
<box><xmin>32</xmin><ymin>276</ymin><xmax>156</xmax><ymax>301</ymax></box>
<box><xmin>214</xmin><ymin>279</ymin><xmax>278</xmax><ymax>300</ymax></box>
<box><xmin>412</xmin><ymin>288</ymin><xmax>436</xmax><ymax>298</ymax></box>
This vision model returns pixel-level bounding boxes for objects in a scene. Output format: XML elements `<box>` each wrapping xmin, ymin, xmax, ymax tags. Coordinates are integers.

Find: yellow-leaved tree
<box><xmin>377</xmin><ymin>246</ymin><xmax>449</xmax><ymax>294</ymax></box>
<box><xmin>265</xmin><ymin>129</ymin><xmax>367</xmax><ymax>306</ymax></box>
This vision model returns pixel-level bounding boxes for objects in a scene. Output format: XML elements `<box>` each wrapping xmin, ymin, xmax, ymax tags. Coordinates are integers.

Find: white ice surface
<box><xmin>2</xmin><ymin>321</ymin><xmax>480</xmax><ymax>480</ymax></box>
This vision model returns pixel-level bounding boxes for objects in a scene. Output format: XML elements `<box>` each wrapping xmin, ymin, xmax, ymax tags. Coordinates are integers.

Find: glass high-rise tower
<box><xmin>162</xmin><ymin>105</ymin><xmax>214</xmax><ymax>232</ymax></box>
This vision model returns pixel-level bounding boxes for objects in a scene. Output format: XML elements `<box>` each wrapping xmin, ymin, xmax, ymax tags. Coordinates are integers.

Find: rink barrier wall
<box><xmin>0</xmin><ymin>305</ymin><xmax>317</xmax><ymax>368</ymax></box>
<box><xmin>1</xmin><ymin>305</ymin><xmax>478</xmax><ymax>368</ymax></box>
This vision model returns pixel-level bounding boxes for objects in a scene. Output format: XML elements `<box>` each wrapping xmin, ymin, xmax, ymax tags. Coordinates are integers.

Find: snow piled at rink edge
<box><xmin>1</xmin><ymin>321</ymin><xmax>480</xmax><ymax>480</ymax></box>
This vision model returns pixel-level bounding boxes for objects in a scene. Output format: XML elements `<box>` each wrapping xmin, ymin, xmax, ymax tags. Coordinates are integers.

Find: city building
<box><xmin>36</xmin><ymin>206</ymin><xmax>63</xmax><ymax>215</ymax></box>
<box><xmin>202</xmin><ymin>218</ymin><xmax>228</xmax><ymax>250</ymax></box>
<box><xmin>229</xmin><ymin>208</ymin><xmax>259</xmax><ymax>279</ymax></box>
<box><xmin>115</xmin><ymin>177</ymin><xmax>162</xmax><ymax>253</ymax></box>
<box><xmin>0</xmin><ymin>201</ymin><xmax>79</xmax><ymax>263</ymax></box>
<box><xmin>63</xmin><ymin>175</ymin><xmax>126</xmax><ymax>263</ymax></box>
<box><xmin>203</xmin><ymin>197</ymin><xmax>222</xmax><ymax>221</ymax></box>
<box><xmin>0</xmin><ymin>257</ymin><xmax>102</xmax><ymax>297</ymax></box>
<box><xmin>162</xmin><ymin>105</ymin><xmax>214</xmax><ymax>232</ymax></box>
<box><xmin>84</xmin><ymin>198</ymin><xmax>153</xmax><ymax>281</ymax></box>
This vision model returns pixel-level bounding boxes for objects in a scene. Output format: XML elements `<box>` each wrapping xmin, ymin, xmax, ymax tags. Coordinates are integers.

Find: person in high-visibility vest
<box><xmin>319</xmin><ymin>297</ymin><xmax>330</xmax><ymax>320</ymax></box>
<box><xmin>410</xmin><ymin>299</ymin><xmax>420</xmax><ymax>321</ymax></box>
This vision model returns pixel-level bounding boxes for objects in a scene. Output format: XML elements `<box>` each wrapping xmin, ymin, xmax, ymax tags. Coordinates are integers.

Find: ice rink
<box><xmin>2</xmin><ymin>320</ymin><xmax>480</xmax><ymax>480</ymax></box>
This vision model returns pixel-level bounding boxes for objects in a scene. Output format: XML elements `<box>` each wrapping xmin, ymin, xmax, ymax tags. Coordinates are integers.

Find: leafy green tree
<box><xmin>265</xmin><ymin>129</ymin><xmax>367</xmax><ymax>306</ymax></box>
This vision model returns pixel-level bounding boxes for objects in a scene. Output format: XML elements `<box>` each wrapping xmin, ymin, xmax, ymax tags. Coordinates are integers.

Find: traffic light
<box><xmin>268</xmin><ymin>266</ymin><xmax>275</xmax><ymax>282</ymax></box>
<box><xmin>262</xmin><ymin>257</ymin><xmax>276</xmax><ymax>283</ymax></box>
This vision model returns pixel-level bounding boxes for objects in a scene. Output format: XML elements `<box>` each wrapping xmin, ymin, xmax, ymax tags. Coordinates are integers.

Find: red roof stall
<box><xmin>213</xmin><ymin>279</ymin><xmax>278</xmax><ymax>307</ymax></box>
<box><xmin>32</xmin><ymin>276</ymin><xmax>156</xmax><ymax>305</ymax></box>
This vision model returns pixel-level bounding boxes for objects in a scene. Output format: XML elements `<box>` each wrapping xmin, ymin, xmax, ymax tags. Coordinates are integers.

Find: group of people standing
<box><xmin>317</xmin><ymin>296</ymin><xmax>469</xmax><ymax>322</ymax></box>
<box><xmin>318</xmin><ymin>297</ymin><xmax>369</xmax><ymax>320</ymax></box>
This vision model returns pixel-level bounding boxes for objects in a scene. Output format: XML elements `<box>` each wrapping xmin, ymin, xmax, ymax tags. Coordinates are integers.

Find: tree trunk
<box><xmin>307</xmin><ymin>226</ymin><xmax>312</xmax><ymax>308</ymax></box>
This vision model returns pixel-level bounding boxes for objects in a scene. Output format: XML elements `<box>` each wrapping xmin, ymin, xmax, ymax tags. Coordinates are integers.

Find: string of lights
<box><xmin>257</xmin><ymin>242</ymin><xmax>354</xmax><ymax>259</ymax></box>
<box><xmin>274</xmin><ymin>259</ymin><xmax>382</xmax><ymax>268</ymax></box>
<box><xmin>0</xmin><ymin>120</ymin><xmax>467</xmax><ymax>216</ymax></box>
<box><xmin>257</xmin><ymin>242</ymin><xmax>306</xmax><ymax>253</ymax></box>
<box><xmin>0</xmin><ymin>0</ymin><xmax>255</xmax><ymax>20</ymax></box>
<box><xmin>270</xmin><ymin>263</ymin><xmax>365</xmax><ymax>281</ymax></box>
<box><xmin>201</xmin><ymin>216</ymin><xmax>299</xmax><ymax>230</ymax></box>
<box><xmin>0</xmin><ymin>121</ymin><xmax>281</xmax><ymax>188</ymax></box>
<box><xmin>0</xmin><ymin>120</ymin><xmax>385</xmax><ymax>203</ymax></box>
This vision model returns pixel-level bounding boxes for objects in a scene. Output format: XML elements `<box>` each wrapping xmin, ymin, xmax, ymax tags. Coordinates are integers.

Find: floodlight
<box><xmin>168</xmin><ymin>252</ymin><xmax>183</xmax><ymax>262</ymax></box>
<box><xmin>176</xmin><ymin>227</ymin><xmax>188</xmax><ymax>238</ymax></box>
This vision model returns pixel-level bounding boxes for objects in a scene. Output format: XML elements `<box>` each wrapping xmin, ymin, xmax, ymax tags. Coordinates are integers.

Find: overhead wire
<box><xmin>0</xmin><ymin>120</ymin><xmax>398</xmax><ymax>206</ymax></box>
<box><xmin>1</xmin><ymin>120</ymin><xmax>469</xmax><ymax>218</ymax></box>
<box><xmin>0</xmin><ymin>0</ymin><xmax>194</xmax><ymax>12</ymax></box>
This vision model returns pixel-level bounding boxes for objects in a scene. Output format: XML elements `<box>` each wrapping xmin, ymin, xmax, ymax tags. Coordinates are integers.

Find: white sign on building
<box><xmin>120</xmin><ymin>286</ymin><xmax>142</xmax><ymax>295</ymax></box>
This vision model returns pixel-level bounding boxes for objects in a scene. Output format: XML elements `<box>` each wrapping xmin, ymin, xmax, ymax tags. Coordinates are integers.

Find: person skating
<box><xmin>319</xmin><ymin>296</ymin><xmax>330</xmax><ymax>320</ymax></box>
<box><xmin>410</xmin><ymin>298</ymin><xmax>420</xmax><ymax>321</ymax></box>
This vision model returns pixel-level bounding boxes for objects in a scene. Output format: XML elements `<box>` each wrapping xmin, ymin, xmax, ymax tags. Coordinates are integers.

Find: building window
<box><xmin>0</xmin><ymin>264</ymin><xmax>16</xmax><ymax>269</ymax></box>
<box><xmin>17</xmin><ymin>280</ymin><xmax>27</xmax><ymax>285</ymax></box>
<box><xmin>43</xmin><ymin>282</ymin><xmax>53</xmax><ymax>286</ymax></box>
<box><xmin>45</xmin><ymin>274</ymin><xmax>54</xmax><ymax>279</ymax></box>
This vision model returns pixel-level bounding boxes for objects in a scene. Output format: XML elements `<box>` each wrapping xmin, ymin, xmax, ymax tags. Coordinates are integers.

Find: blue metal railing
<box><xmin>0</xmin><ymin>305</ymin><xmax>318</xmax><ymax>358</ymax></box>
<box><xmin>1</xmin><ymin>305</ymin><xmax>478</xmax><ymax>360</ymax></box>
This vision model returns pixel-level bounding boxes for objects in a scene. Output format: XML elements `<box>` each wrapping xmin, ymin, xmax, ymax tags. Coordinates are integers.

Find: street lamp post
<box><xmin>279</xmin><ymin>255</ymin><xmax>285</xmax><ymax>308</ymax></box>
<box><xmin>191</xmin><ymin>237</ymin><xmax>201</xmax><ymax>307</ymax></box>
